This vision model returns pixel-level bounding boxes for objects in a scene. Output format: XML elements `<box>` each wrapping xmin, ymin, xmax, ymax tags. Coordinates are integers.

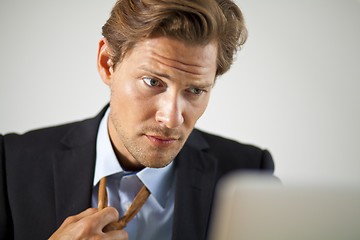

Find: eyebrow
<box><xmin>140</xmin><ymin>67</ymin><xmax>171</xmax><ymax>79</ymax></box>
<box><xmin>186</xmin><ymin>82</ymin><xmax>214</xmax><ymax>89</ymax></box>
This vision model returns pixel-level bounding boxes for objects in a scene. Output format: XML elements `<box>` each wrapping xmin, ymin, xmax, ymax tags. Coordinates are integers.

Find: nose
<box><xmin>155</xmin><ymin>92</ymin><xmax>184</xmax><ymax>129</ymax></box>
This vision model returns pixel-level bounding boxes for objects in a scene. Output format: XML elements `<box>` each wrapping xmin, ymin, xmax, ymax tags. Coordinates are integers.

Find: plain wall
<box><xmin>1</xmin><ymin>0</ymin><xmax>359</xmax><ymax>184</ymax></box>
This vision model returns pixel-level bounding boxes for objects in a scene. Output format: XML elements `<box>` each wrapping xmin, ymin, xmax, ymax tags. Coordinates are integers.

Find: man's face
<box><xmin>100</xmin><ymin>36</ymin><xmax>217</xmax><ymax>170</ymax></box>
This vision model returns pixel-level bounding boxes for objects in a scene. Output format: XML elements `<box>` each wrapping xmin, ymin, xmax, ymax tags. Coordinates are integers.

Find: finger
<box><xmin>63</xmin><ymin>208</ymin><xmax>98</xmax><ymax>224</ymax></box>
<box><xmin>74</xmin><ymin>208</ymin><xmax>98</xmax><ymax>221</ymax></box>
<box><xmin>90</xmin><ymin>207</ymin><xmax>119</xmax><ymax>228</ymax></box>
<box><xmin>105</xmin><ymin>229</ymin><xmax>129</xmax><ymax>240</ymax></box>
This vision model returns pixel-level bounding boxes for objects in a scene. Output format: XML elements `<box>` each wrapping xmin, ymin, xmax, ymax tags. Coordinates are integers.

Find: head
<box><xmin>97</xmin><ymin>0</ymin><xmax>247</xmax><ymax>170</ymax></box>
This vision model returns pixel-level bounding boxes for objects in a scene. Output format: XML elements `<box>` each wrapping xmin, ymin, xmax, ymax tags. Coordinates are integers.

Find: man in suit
<box><xmin>0</xmin><ymin>0</ymin><xmax>275</xmax><ymax>239</ymax></box>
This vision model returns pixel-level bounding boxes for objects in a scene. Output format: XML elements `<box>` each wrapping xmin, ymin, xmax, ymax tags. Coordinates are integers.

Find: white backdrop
<box><xmin>1</xmin><ymin>0</ymin><xmax>359</xmax><ymax>184</ymax></box>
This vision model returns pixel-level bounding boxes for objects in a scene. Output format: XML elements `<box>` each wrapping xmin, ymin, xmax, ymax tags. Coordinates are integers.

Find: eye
<box><xmin>143</xmin><ymin>77</ymin><xmax>160</xmax><ymax>87</ymax></box>
<box><xmin>188</xmin><ymin>88</ymin><xmax>204</xmax><ymax>95</ymax></box>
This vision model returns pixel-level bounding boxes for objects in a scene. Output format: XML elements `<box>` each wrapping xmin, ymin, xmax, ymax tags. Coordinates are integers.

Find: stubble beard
<box><xmin>110</xmin><ymin>113</ymin><xmax>188</xmax><ymax>169</ymax></box>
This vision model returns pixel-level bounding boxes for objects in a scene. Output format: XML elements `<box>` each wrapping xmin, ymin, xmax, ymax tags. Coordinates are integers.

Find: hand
<box><xmin>49</xmin><ymin>207</ymin><xmax>128</xmax><ymax>240</ymax></box>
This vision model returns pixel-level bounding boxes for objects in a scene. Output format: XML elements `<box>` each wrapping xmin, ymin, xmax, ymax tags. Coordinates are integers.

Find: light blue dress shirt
<box><xmin>91</xmin><ymin>109</ymin><xmax>175</xmax><ymax>240</ymax></box>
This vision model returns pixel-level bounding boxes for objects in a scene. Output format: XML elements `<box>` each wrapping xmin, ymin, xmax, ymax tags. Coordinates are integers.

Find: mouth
<box><xmin>145</xmin><ymin>135</ymin><xmax>178</xmax><ymax>147</ymax></box>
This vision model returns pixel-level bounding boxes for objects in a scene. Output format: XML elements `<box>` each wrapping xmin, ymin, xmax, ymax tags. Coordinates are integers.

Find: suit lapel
<box><xmin>172</xmin><ymin>130</ymin><xmax>218</xmax><ymax>240</ymax></box>
<box><xmin>52</xmin><ymin>107</ymin><xmax>107</xmax><ymax>227</ymax></box>
<box><xmin>53</xmin><ymin>145</ymin><xmax>96</xmax><ymax>227</ymax></box>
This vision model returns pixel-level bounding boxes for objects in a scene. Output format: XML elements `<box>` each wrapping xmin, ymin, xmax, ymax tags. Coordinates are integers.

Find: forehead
<box><xmin>122</xmin><ymin>36</ymin><xmax>218</xmax><ymax>81</ymax></box>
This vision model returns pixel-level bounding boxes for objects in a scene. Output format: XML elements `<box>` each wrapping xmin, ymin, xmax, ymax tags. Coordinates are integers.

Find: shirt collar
<box><xmin>137</xmin><ymin>161</ymin><xmax>174</xmax><ymax>207</ymax></box>
<box><xmin>94</xmin><ymin>107</ymin><xmax>175</xmax><ymax>207</ymax></box>
<box><xmin>94</xmin><ymin>108</ymin><xmax>122</xmax><ymax>185</ymax></box>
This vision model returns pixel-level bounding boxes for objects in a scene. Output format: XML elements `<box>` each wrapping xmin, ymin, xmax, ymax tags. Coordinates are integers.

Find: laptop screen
<box><xmin>208</xmin><ymin>172</ymin><xmax>360</xmax><ymax>240</ymax></box>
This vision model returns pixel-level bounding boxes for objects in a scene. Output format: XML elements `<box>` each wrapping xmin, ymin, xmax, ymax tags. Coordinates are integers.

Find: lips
<box><xmin>145</xmin><ymin>135</ymin><xmax>178</xmax><ymax>147</ymax></box>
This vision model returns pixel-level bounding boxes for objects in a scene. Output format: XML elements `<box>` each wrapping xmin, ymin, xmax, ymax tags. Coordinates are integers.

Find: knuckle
<box><xmin>106</xmin><ymin>207</ymin><xmax>119</xmax><ymax>219</ymax></box>
<box><xmin>63</xmin><ymin>215</ymin><xmax>76</xmax><ymax>224</ymax></box>
<box><xmin>86</xmin><ymin>208</ymin><xmax>98</xmax><ymax>214</ymax></box>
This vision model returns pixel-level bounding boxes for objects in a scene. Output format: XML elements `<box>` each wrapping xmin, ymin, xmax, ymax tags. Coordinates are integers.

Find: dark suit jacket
<box><xmin>0</xmin><ymin>106</ymin><xmax>274</xmax><ymax>240</ymax></box>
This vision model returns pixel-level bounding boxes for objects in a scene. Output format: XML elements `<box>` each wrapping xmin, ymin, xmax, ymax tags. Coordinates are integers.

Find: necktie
<box><xmin>98</xmin><ymin>176</ymin><xmax>151</xmax><ymax>231</ymax></box>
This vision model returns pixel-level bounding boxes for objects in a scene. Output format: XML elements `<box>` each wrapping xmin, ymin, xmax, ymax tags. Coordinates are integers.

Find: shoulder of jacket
<box><xmin>2</xmin><ymin>116</ymin><xmax>99</xmax><ymax>155</ymax></box>
<box><xmin>194</xmin><ymin>128</ymin><xmax>263</xmax><ymax>154</ymax></box>
<box><xmin>193</xmin><ymin>128</ymin><xmax>270</xmax><ymax>171</ymax></box>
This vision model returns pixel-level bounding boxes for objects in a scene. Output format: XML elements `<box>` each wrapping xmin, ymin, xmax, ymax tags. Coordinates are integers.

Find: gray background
<box><xmin>1</xmin><ymin>0</ymin><xmax>359</xmax><ymax>184</ymax></box>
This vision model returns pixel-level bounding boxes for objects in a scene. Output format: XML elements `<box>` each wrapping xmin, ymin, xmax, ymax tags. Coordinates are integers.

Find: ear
<box><xmin>97</xmin><ymin>38</ymin><xmax>114</xmax><ymax>86</ymax></box>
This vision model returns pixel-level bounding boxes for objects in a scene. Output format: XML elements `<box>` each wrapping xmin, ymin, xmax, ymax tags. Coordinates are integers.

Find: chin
<box><xmin>144</xmin><ymin>161</ymin><xmax>172</xmax><ymax>169</ymax></box>
<box><xmin>140</xmin><ymin>156</ymin><xmax>174</xmax><ymax>169</ymax></box>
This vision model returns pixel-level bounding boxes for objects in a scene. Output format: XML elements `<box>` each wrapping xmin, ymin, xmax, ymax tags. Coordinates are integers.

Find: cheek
<box><xmin>184</xmin><ymin>96</ymin><xmax>211</xmax><ymax>126</ymax></box>
<box><xmin>111</xmin><ymin>77</ymin><xmax>142</xmax><ymax>105</ymax></box>
<box><xmin>111</xmin><ymin>80</ymin><xmax>157</xmax><ymax>122</ymax></box>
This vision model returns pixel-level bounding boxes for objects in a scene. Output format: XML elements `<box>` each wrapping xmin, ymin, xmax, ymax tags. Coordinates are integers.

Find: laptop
<box><xmin>208</xmin><ymin>172</ymin><xmax>360</xmax><ymax>240</ymax></box>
